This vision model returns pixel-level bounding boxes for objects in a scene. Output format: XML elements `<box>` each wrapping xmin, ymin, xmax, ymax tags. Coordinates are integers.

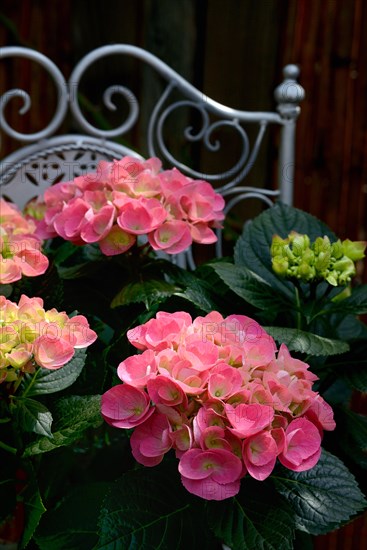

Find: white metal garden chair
<box><xmin>0</xmin><ymin>44</ymin><xmax>304</xmax><ymax>266</ymax></box>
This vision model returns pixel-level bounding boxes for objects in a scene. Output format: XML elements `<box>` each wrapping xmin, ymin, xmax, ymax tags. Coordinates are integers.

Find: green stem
<box><xmin>0</xmin><ymin>439</ymin><xmax>17</xmax><ymax>454</ymax></box>
<box><xmin>310</xmin><ymin>282</ymin><xmax>317</xmax><ymax>302</ymax></box>
<box><xmin>294</xmin><ymin>286</ymin><xmax>302</xmax><ymax>330</ymax></box>
<box><xmin>12</xmin><ymin>372</ymin><xmax>24</xmax><ymax>394</ymax></box>
<box><xmin>21</xmin><ymin>369</ymin><xmax>40</xmax><ymax>398</ymax></box>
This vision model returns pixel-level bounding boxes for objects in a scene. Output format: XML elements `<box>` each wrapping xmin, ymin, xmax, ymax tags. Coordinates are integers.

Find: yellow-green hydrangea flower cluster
<box><xmin>271</xmin><ymin>232</ymin><xmax>366</xmax><ymax>286</ymax></box>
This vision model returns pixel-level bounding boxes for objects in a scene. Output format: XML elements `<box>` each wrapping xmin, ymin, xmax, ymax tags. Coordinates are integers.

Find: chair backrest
<box><xmin>0</xmin><ymin>44</ymin><xmax>304</xmax><ymax>266</ymax></box>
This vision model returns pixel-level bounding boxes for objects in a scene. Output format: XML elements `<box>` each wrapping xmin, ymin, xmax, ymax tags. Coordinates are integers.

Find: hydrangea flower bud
<box><xmin>270</xmin><ymin>235</ymin><xmax>289</xmax><ymax>258</ymax></box>
<box><xmin>331</xmin><ymin>239</ymin><xmax>343</xmax><ymax>260</ymax></box>
<box><xmin>341</xmin><ymin>239</ymin><xmax>366</xmax><ymax>261</ymax></box>
<box><xmin>272</xmin><ymin>256</ymin><xmax>289</xmax><ymax>276</ymax></box>
<box><xmin>289</xmin><ymin>232</ymin><xmax>310</xmax><ymax>256</ymax></box>
<box><xmin>270</xmin><ymin>232</ymin><xmax>366</xmax><ymax>286</ymax></box>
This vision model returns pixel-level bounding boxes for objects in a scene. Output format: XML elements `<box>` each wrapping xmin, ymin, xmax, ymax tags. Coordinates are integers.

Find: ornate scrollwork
<box><xmin>153</xmin><ymin>98</ymin><xmax>255</xmax><ymax>185</ymax></box>
<box><xmin>69</xmin><ymin>78</ymin><xmax>139</xmax><ymax>138</ymax></box>
<box><xmin>214</xmin><ymin>187</ymin><xmax>281</xmax><ymax>257</ymax></box>
<box><xmin>0</xmin><ymin>137</ymin><xmax>142</xmax><ymax>208</ymax></box>
<box><xmin>0</xmin><ymin>47</ymin><xmax>68</xmax><ymax>142</ymax></box>
<box><xmin>1</xmin><ymin>44</ymin><xmax>305</xmax><ymax>266</ymax></box>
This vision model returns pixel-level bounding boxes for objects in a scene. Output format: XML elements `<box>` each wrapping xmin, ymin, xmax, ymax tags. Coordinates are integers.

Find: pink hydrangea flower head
<box><xmin>0</xmin><ymin>323</ymin><xmax>19</xmax><ymax>347</ymax></box>
<box><xmin>170</xmin><ymin>424</ymin><xmax>193</xmax><ymax>453</ymax></box>
<box><xmin>98</xmin><ymin>224</ymin><xmax>136</xmax><ymax>256</ymax></box>
<box><xmin>242</xmin><ymin>338</ymin><xmax>276</xmax><ymax>368</ymax></box>
<box><xmin>134</xmin><ymin>171</ymin><xmax>162</xmax><ymax>197</ymax></box>
<box><xmin>242</xmin><ymin>431</ymin><xmax>278</xmax><ymax>480</ymax></box>
<box><xmin>199</xmin><ymin>425</ymin><xmax>232</xmax><ymax>452</ymax></box>
<box><xmin>0</xmin><ymin>296</ymin><xmax>18</xmax><ymax>322</ymax></box>
<box><xmin>279</xmin><ymin>417</ymin><xmax>322</xmax><ymax>471</ymax></box>
<box><xmin>177</xmin><ymin>180</ymin><xmax>225</xmax><ymax>223</ymax></box>
<box><xmin>101</xmin><ymin>310</ymin><xmax>334</xmax><ymax>500</ymax></box>
<box><xmin>0</xmin><ymin>257</ymin><xmax>22</xmax><ymax>284</ymax></box>
<box><xmin>276</xmin><ymin>344</ymin><xmax>319</xmax><ymax>382</ymax></box>
<box><xmin>0</xmin><ymin>201</ymin><xmax>49</xmax><ymax>284</ymax></box>
<box><xmin>110</xmin><ymin>157</ymin><xmax>143</xmax><ymax>186</ymax></box>
<box><xmin>17</xmin><ymin>295</ymin><xmax>44</xmax><ymax>322</ymax></box>
<box><xmin>147</xmin><ymin>375</ymin><xmax>188</xmax><ymax>408</ymax></box>
<box><xmin>33</xmin><ymin>335</ymin><xmax>75</xmax><ymax>369</ymax></box>
<box><xmin>117</xmin><ymin>349</ymin><xmax>157</xmax><ymax>389</ymax></box>
<box><xmin>130</xmin><ymin>411</ymin><xmax>172</xmax><ymax>466</ymax></box>
<box><xmin>80</xmin><ymin>203</ymin><xmax>116</xmax><ymax>243</ymax></box>
<box><xmin>61</xmin><ymin>315</ymin><xmax>98</xmax><ymax>348</ymax></box>
<box><xmin>179</xmin><ymin>337</ymin><xmax>219</xmax><ymax>372</ymax></box>
<box><xmin>207</xmin><ymin>364</ymin><xmax>243</xmax><ymax>400</ymax></box>
<box><xmin>304</xmin><ymin>395</ymin><xmax>336</xmax><ymax>432</ymax></box>
<box><xmin>29</xmin><ymin>157</ymin><xmax>224</xmax><ymax>257</ymax></box>
<box><xmin>0</xmin><ymin>199</ymin><xmax>36</xmax><ymax>233</ymax></box>
<box><xmin>5</xmin><ymin>345</ymin><xmax>33</xmax><ymax>369</ymax></box>
<box><xmin>191</xmin><ymin>311</ymin><xmax>226</xmax><ymax>344</ymax></box>
<box><xmin>189</xmin><ymin>222</ymin><xmax>217</xmax><ymax>244</ymax></box>
<box><xmin>271</xmin><ymin>426</ymin><xmax>286</xmax><ymax>454</ymax></box>
<box><xmin>43</xmin><ymin>180</ymin><xmax>77</xmax><ymax>206</ymax></box>
<box><xmin>258</xmin><ymin>376</ymin><xmax>292</xmax><ymax>413</ymax></box>
<box><xmin>148</xmin><ymin>220</ymin><xmax>192</xmax><ymax>254</ymax></box>
<box><xmin>127</xmin><ymin>311</ymin><xmax>192</xmax><ymax>351</ymax></box>
<box><xmin>225</xmin><ymin>403</ymin><xmax>274</xmax><ymax>438</ymax></box>
<box><xmin>159</xmin><ymin>167</ymin><xmax>194</xmax><ymax>196</ymax></box>
<box><xmin>164</xmin><ymin>354</ymin><xmax>209</xmax><ymax>395</ymax></box>
<box><xmin>194</xmin><ymin>406</ymin><xmax>226</xmax><ymax>436</ymax></box>
<box><xmin>52</xmin><ymin>198</ymin><xmax>90</xmax><ymax>242</ymax></box>
<box><xmin>116</xmin><ymin>197</ymin><xmax>167</xmax><ymax>235</ymax></box>
<box><xmin>179</xmin><ymin>448</ymin><xmax>242</xmax><ymax>500</ymax></box>
<box><xmin>101</xmin><ymin>383</ymin><xmax>154</xmax><ymax>429</ymax></box>
<box><xmin>11</xmin><ymin>237</ymin><xmax>49</xmax><ymax>277</ymax></box>
<box><xmin>0</xmin><ymin>295</ymin><xmax>97</xmax><ymax>383</ymax></box>
<box><xmin>110</xmin><ymin>157</ymin><xmax>162</xmax><ymax>197</ymax></box>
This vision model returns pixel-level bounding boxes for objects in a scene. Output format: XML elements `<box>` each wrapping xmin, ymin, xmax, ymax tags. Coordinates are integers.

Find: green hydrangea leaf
<box><xmin>173</xmin><ymin>280</ymin><xmax>219</xmax><ymax>312</ymax></box>
<box><xmin>273</xmin><ymin>449</ymin><xmax>367</xmax><ymax>535</ymax></box>
<box><xmin>21</xmin><ymin>349</ymin><xmax>87</xmax><ymax>396</ymax></box>
<box><xmin>207</xmin><ymin>477</ymin><xmax>295</xmax><ymax>550</ymax></box>
<box><xmin>264</xmin><ymin>326</ymin><xmax>349</xmax><ymax>356</ymax></box>
<box><xmin>234</xmin><ymin>203</ymin><xmax>337</xmax><ymax>297</ymax></box>
<box><xmin>335</xmin><ymin>315</ymin><xmax>367</xmax><ymax>341</ymax></box>
<box><xmin>334</xmin><ymin>407</ymin><xmax>367</xmax><ymax>469</ymax></box>
<box><xmin>111</xmin><ymin>280</ymin><xmax>177</xmax><ymax>309</ymax></box>
<box><xmin>0</xmin><ymin>284</ymin><xmax>13</xmax><ymax>297</ymax></box>
<box><xmin>19</xmin><ymin>462</ymin><xmax>46</xmax><ymax>550</ymax></box>
<box><xmin>165</xmin><ymin>262</ymin><xmax>221</xmax><ymax>312</ymax></box>
<box><xmin>343</xmin><ymin>366</ymin><xmax>367</xmax><ymax>392</ymax></box>
<box><xmin>330</xmin><ymin>284</ymin><xmax>367</xmax><ymax>315</ymax></box>
<box><xmin>97</xmin><ymin>462</ymin><xmax>218</xmax><ymax>549</ymax></box>
<box><xmin>210</xmin><ymin>262</ymin><xmax>291</xmax><ymax>311</ymax></box>
<box><xmin>34</xmin><ymin>483</ymin><xmax>111</xmax><ymax>550</ymax></box>
<box><xmin>14</xmin><ymin>398</ymin><xmax>53</xmax><ymax>437</ymax></box>
<box><xmin>23</xmin><ymin>395</ymin><xmax>103</xmax><ymax>457</ymax></box>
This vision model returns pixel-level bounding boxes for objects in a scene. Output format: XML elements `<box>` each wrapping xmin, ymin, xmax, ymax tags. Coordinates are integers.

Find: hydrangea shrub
<box><xmin>102</xmin><ymin>311</ymin><xmax>335</xmax><ymax>500</ymax></box>
<box><xmin>32</xmin><ymin>157</ymin><xmax>225</xmax><ymax>255</ymax></box>
<box><xmin>0</xmin><ymin>294</ymin><xmax>97</xmax><ymax>384</ymax></box>
<box><xmin>0</xmin><ymin>199</ymin><xmax>49</xmax><ymax>284</ymax></box>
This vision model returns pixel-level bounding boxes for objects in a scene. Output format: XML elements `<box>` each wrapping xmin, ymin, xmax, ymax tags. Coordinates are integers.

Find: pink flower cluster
<box><xmin>0</xmin><ymin>199</ymin><xmax>49</xmax><ymax>284</ymax></box>
<box><xmin>34</xmin><ymin>157</ymin><xmax>225</xmax><ymax>255</ymax></box>
<box><xmin>101</xmin><ymin>311</ymin><xmax>335</xmax><ymax>501</ymax></box>
<box><xmin>0</xmin><ymin>294</ymin><xmax>97</xmax><ymax>384</ymax></box>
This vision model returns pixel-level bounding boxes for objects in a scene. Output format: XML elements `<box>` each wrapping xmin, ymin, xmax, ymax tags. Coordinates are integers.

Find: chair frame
<box><xmin>0</xmin><ymin>44</ymin><xmax>305</xmax><ymax>265</ymax></box>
